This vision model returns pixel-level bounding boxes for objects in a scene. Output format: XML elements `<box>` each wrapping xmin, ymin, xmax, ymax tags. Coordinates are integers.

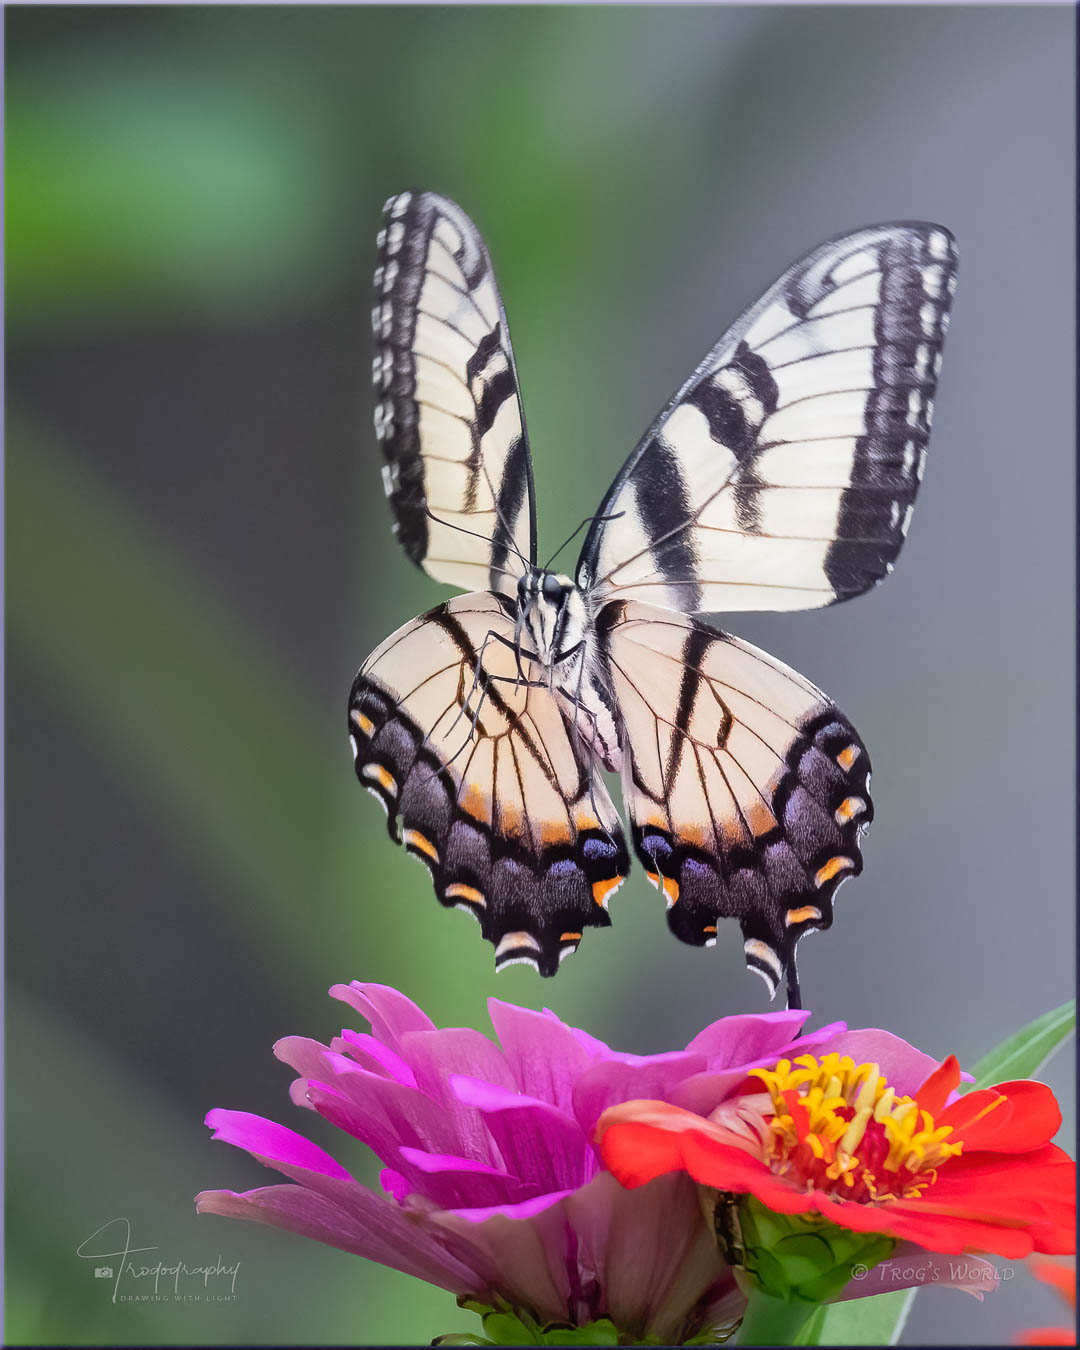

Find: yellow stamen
<box><xmin>839</xmin><ymin>1106</ymin><xmax>873</xmax><ymax>1155</ymax></box>
<box><xmin>748</xmin><ymin>1051</ymin><xmax>963</xmax><ymax>1204</ymax></box>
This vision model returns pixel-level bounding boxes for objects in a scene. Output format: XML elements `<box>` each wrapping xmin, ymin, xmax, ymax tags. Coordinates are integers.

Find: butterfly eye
<box><xmin>542</xmin><ymin>573</ymin><xmax>563</xmax><ymax>603</ymax></box>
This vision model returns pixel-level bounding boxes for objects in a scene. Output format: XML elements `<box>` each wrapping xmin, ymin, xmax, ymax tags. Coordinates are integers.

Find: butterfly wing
<box><xmin>372</xmin><ymin>192</ymin><xmax>536</xmax><ymax>596</ymax></box>
<box><xmin>578</xmin><ymin>224</ymin><xmax>957</xmax><ymax>613</ymax></box>
<box><xmin>597</xmin><ymin>600</ymin><xmax>873</xmax><ymax>998</ymax></box>
<box><xmin>349</xmin><ymin>593</ymin><xmax>628</xmax><ymax>974</ymax></box>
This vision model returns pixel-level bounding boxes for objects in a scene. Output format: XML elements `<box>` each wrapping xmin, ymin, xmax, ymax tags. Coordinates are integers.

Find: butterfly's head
<box><xmin>517</xmin><ymin>569</ymin><xmax>587</xmax><ymax>669</ymax></box>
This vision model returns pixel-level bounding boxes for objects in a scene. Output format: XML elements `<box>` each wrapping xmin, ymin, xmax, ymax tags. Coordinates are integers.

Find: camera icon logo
<box><xmin>94</xmin><ymin>1267</ymin><xmax>114</xmax><ymax>1279</ymax></box>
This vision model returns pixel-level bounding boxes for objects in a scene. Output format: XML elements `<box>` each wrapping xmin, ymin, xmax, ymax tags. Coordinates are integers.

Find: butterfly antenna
<box><xmin>423</xmin><ymin>508</ymin><xmax>531</xmax><ymax>573</ymax></box>
<box><xmin>542</xmin><ymin>510</ymin><xmax>625</xmax><ymax>572</ymax></box>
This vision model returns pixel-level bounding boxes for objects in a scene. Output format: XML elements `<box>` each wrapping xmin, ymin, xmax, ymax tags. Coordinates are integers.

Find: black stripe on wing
<box><xmin>823</xmin><ymin>230</ymin><xmax>956</xmax><ymax>597</ymax></box>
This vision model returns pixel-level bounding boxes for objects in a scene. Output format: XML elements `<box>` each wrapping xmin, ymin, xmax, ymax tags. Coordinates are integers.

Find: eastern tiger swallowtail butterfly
<box><xmin>350</xmin><ymin>191</ymin><xmax>957</xmax><ymax>1006</ymax></box>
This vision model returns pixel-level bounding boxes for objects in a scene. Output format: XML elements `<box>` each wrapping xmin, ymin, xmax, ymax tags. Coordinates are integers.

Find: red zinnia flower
<box><xmin>597</xmin><ymin>1051</ymin><xmax>1074</xmax><ymax>1260</ymax></box>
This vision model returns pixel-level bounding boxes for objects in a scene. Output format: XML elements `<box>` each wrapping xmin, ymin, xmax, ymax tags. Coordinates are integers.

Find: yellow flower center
<box><xmin>749</xmin><ymin>1053</ymin><xmax>962</xmax><ymax>1203</ymax></box>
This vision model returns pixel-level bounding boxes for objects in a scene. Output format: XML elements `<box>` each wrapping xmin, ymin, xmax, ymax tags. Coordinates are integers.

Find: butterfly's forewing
<box><xmin>372</xmin><ymin>192</ymin><xmax>536</xmax><ymax>596</ymax></box>
<box><xmin>578</xmin><ymin>224</ymin><xmax>957</xmax><ymax>614</ymax></box>
<box><xmin>349</xmin><ymin>593</ymin><xmax>628</xmax><ymax>974</ymax></box>
<box><xmin>597</xmin><ymin>600</ymin><xmax>872</xmax><ymax>996</ymax></box>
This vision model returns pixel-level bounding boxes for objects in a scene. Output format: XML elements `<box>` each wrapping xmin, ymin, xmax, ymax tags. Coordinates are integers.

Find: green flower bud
<box><xmin>714</xmin><ymin>1192</ymin><xmax>895</xmax><ymax>1304</ymax></box>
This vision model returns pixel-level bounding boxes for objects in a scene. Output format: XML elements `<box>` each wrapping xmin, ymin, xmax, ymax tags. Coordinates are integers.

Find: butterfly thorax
<box><xmin>515</xmin><ymin>569</ymin><xmax>622</xmax><ymax>771</ymax></box>
<box><xmin>515</xmin><ymin>570</ymin><xmax>587</xmax><ymax>669</ymax></box>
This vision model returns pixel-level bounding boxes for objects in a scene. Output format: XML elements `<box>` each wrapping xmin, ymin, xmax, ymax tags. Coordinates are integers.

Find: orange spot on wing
<box><xmin>786</xmin><ymin>905</ymin><xmax>822</xmax><ymax>927</ymax></box>
<box><xmin>498</xmin><ymin>804</ymin><xmax>525</xmax><ymax>838</ymax></box>
<box><xmin>560</xmin><ymin>931</ymin><xmax>583</xmax><ymax>943</ymax></box>
<box><xmin>362</xmin><ymin>763</ymin><xmax>397</xmax><ymax>795</ymax></box>
<box><xmin>592</xmin><ymin>876</ymin><xmax>625</xmax><ymax>908</ymax></box>
<box><xmin>446</xmin><ymin>883</ymin><xmax>485</xmax><ymax>907</ymax></box>
<box><xmin>835</xmin><ymin>796</ymin><xmax>866</xmax><ymax>823</ymax></box>
<box><xmin>403</xmin><ymin>829</ymin><xmax>439</xmax><ymax>863</ymax></box>
<box><xmin>460</xmin><ymin>782</ymin><xmax>491</xmax><ymax>824</ymax></box>
<box><xmin>539</xmin><ymin>819</ymin><xmax>573</xmax><ymax>846</ymax></box>
<box><xmin>836</xmin><ymin>745</ymin><xmax>860</xmax><ymax>772</ymax></box>
<box><xmin>646</xmin><ymin>872</ymin><xmax>680</xmax><ymax>906</ymax></box>
<box><xmin>815</xmin><ymin>856</ymin><xmax>854</xmax><ymax>887</ymax></box>
<box><xmin>744</xmin><ymin>800</ymin><xmax>778</xmax><ymax>836</ymax></box>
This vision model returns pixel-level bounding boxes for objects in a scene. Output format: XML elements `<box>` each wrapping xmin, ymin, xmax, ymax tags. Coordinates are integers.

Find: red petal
<box><xmin>941</xmin><ymin>1080</ymin><xmax>1062</xmax><ymax>1152</ymax></box>
<box><xmin>806</xmin><ymin>1190</ymin><xmax>1034</xmax><ymax>1256</ymax></box>
<box><xmin>877</xmin><ymin>1202</ymin><xmax>1037</xmax><ymax>1258</ymax></box>
<box><xmin>600</xmin><ymin>1121</ymin><xmax>697</xmax><ymax>1189</ymax></box>
<box><xmin>1016</xmin><ymin>1329</ymin><xmax>1075</xmax><ymax>1345</ymax></box>
<box><xmin>679</xmin><ymin>1132</ymin><xmax>808</xmax><ymax>1213</ymax></box>
<box><xmin>916</xmin><ymin>1054</ymin><xmax>962</xmax><ymax>1117</ymax></box>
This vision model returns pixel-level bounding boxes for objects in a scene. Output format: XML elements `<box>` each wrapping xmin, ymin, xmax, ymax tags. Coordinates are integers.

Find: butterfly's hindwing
<box><xmin>349</xmin><ymin>593</ymin><xmax>628</xmax><ymax>975</ymax></box>
<box><xmin>579</xmin><ymin>224</ymin><xmax>957</xmax><ymax>614</ymax></box>
<box><xmin>372</xmin><ymin>192</ymin><xmax>536</xmax><ymax>596</ymax></box>
<box><xmin>597</xmin><ymin>601</ymin><xmax>873</xmax><ymax>995</ymax></box>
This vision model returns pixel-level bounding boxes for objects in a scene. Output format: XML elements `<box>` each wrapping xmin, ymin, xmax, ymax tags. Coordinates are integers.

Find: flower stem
<box><xmin>737</xmin><ymin>1289</ymin><xmax>819</xmax><ymax>1346</ymax></box>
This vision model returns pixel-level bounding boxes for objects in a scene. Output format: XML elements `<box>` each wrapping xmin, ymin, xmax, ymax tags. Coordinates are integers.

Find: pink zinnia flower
<box><xmin>198</xmin><ymin>984</ymin><xmax>997</xmax><ymax>1341</ymax></box>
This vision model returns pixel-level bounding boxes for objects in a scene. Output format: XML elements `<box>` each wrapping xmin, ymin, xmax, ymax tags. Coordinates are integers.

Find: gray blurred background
<box><xmin>6</xmin><ymin>4</ymin><xmax>1075</xmax><ymax>1345</ymax></box>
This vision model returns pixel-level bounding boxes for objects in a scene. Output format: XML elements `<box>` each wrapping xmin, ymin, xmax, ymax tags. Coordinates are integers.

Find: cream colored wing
<box><xmin>578</xmin><ymin>224</ymin><xmax>957</xmax><ymax>614</ymax></box>
<box><xmin>597</xmin><ymin>600</ymin><xmax>873</xmax><ymax>1000</ymax></box>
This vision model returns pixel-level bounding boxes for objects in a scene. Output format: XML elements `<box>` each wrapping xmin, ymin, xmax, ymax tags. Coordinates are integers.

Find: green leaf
<box><xmin>807</xmin><ymin>1289</ymin><xmax>915</xmax><ymax>1346</ymax></box>
<box><xmin>968</xmin><ymin>999</ymin><xmax>1076</xmax><ymax>1088</ymax></box>
<box><xmin>481</xmin><ymin>1312</ymin><xmax>541</xmax><ymax>1345</ymax></box>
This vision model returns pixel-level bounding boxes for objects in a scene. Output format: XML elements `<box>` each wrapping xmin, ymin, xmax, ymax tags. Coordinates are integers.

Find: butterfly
<box><xmin>350</xmin><ymin>191</ymin><xmax>957</xmax><ymax>1006</ymax></box>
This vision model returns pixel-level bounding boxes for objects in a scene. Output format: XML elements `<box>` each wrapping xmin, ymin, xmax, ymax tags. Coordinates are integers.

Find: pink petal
<box><xmin>393</xmin><ymin>1147</ymin><xmax>530</xmax><ymax>1209</ymax></box>
<box><xmin>812</xmin><ymin>1028</ymin><xmax>964</xmax><ymax>1096</ymax></box>
<box><xmin>571</xmin><ymin>1052</ymin><xmax>707</xmax><ymax>1137</ymax></box>
<box><xmin>197</xmin><ymin>1182</ymin><xmax>482</xmax><ymax>1293</ymax></box>
<box><xmin>428</xmin><ymin>1192</ymin><xmax>577</xmax><ymax>1326</ymax></box>
<box><xmin>400</xmin><ymin>1027</ymin><xmax>516</xmax><ymax>1101</ymax></box>
<box><xmin>552</xmin><ymin>1015</ymin><xmax>615</xmax><ymax>1060</ymax></box>
<box><xmin>330</xmin><ymin>982</ymin><xmax>434</xmax><ymax>1050</ymax></box>
<box><xmin>334</xmin><ymin>1029</ymin><xmax>418</xmax><ymax>1085</ymax></box>
<box><xmin>379</xmin><ymin>1168</ymin><xmax>412</xmax><ymax>1204</ymax></box>
<box><xmin>304</xmin><ymin>1069</ymin><xmax>496</xmax><ymax>1169</ymax></box>
<box><xmin>669</xmin><ymin>1023</ymin><xmax>844</xmax><ymax>1116</ymax></box>
<box><xmin>564</xmin><ymin>1170</ymin><xmax>733</xmax><ymax>1344</ymax></box>
<box><xmin>273</xmin><ymin>1035</ymin><xmax>339</xmax><ymax>1083</ymax></box>
<box><xmin>447</xmin><ymin>1188</ymin><xmax>579</xmax><ymax>1222</ymax></box>
<box><xmin>684</xmin><ymin>1010</ymin><xmax>815</xmax><ymax>1062</ymax></box>
<box><xmin>489</xmin><ymin>999</ymin><xmax>598</xmax><ymax>1111</ymax></box>
<box><xmin>205</xmin><ymin>1109</ymin><xmax>349</xmax><ymax>1180</ymax></box>
<box><xmin>450</xmin><ymin>1075</ymin><xmax>593</xmax><ymax>1191</ymax></box>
